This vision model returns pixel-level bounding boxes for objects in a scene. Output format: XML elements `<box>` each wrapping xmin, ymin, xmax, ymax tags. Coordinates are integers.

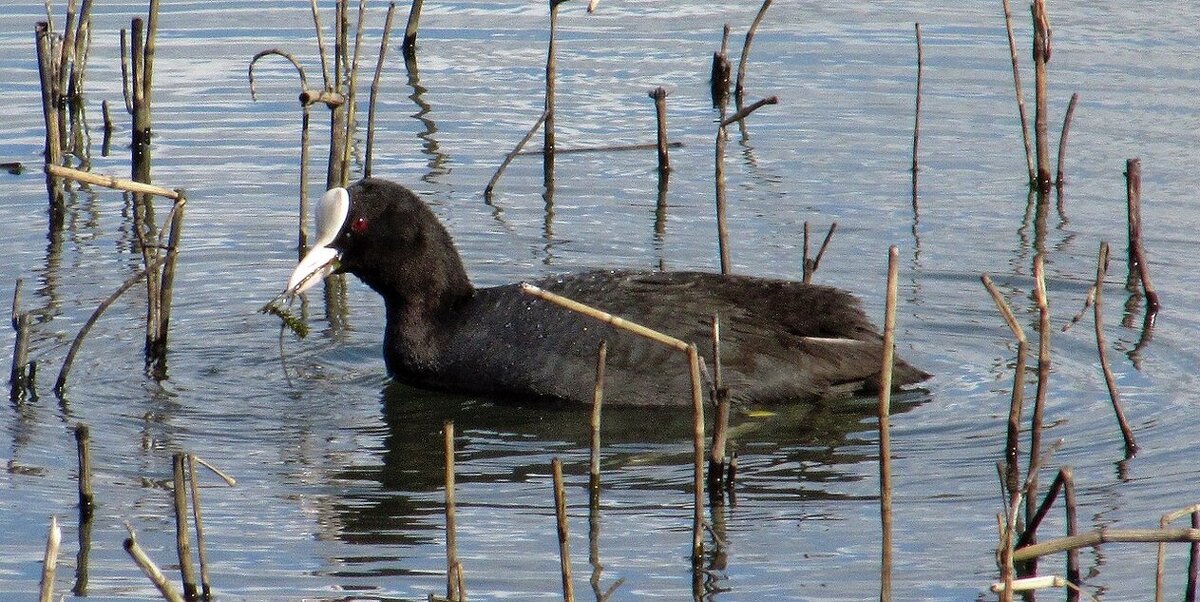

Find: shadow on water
<box><xmin>326</xmin><ymin>381</ymin><xmax>928</xmax><ymax>551</ymax></box>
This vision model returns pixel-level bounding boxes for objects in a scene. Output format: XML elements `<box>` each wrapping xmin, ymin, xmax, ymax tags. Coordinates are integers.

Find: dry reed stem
<box><xmin>402</xmin><ymin>0</ymin><xmax>424</xmax><ymax>58</ymax></box>
<box><xmin>1001</xmin><ymin>0</ymin><xmax>1034</xmax><ymax>183</ymax></box>
<box><xmin>687</xmin><ymin>344</ymin><xmax>706</xmax><ymax>565</ymax></box>
<box><xmin>1125</xmin><ymin>158</ymin><xmax>1160</xmax><ymax>314</ymax></box>
<box><xmin>485</xmin><ymin>109</ymin><xmax>549</xmax><ymax>199</ymax></box>
<box><xmin>1091</xmin><ymin>242</ymin><xmax>1138</xmax><ymax>455</ymax></box>
<box><xmin>35</xmin><ymin>22</ymin><xmax>63</xmax><ymax>168</ymax></box>
<box><xmin>516</xmin><ymin>284</ymin><xmax>706</xmax><ymax>562</ymax></box>
<box><xmin>802</xmin><ymin>222</ymin><xmax>837</xmax><ymax>284</ymax></box>
<box><xmin>1015</xmin><ymin>527</ymin><xmax>1200</xmax><ymax>562</ymax></box>
<box><xmin>39</xmin><ymin>516</ymin><xmax>60</xmax><ymax>602</ymax></box>
<box><xmin>519</xmin><ymin>284</ymin><xmax>688</xmax><ymax>352</ymax></box>
<box><xmin>589</xmin><ymin>342</ymin><xmax>606</xmax><ymax>501</ymax></box>
<box><xmin>1031</xmin><ymin>0</ymin><xmax>1052</xmax><ymax>190</ymax></box>
<box><xmin>172</xmin><ymin>453</ymin><xmax>198</xmax><ymax>600</ymax></box>
<box><xmin>74</xmin><ymin>424</ymin><xmax>94</xmax><ymax>516</ymax></box>
<box><xmin>56</xmin><ymin>253</ymin><xmax>169</xmax><ymax>394</ymax></box>
<box><xmin>544</xmin><ymin>0</ymin><xmax>565</xmax><ymax>160</ymax></box>
<box><xmin>187</xmin><ymin>455</ymin><xmax>212</xmax><ymax>599</ymax></box>
<box><xmin>45</xmin><ymin>163</ymin><xmax>179</xmax><ymax>200</ymax></box>
<box><xmin>649</xmin><ymin>87</ymin><xmax>670</xmax><ymax>174</ymax></box>
<box><xmin>443</xmin><ymin>421</ymin><xmax>461</xmax><ymax>601</ymax></box>
<box><xmin>714</xmin><ymin>122</ymin><xmax>731</xmax><ymax>275</ymax></box>
<box><xmin>710</xmin><ymin>24</ymin><xmax>731</xmax><ymax>110</ymax></box>
<box><xmin>878</xmin><ymin>246</ymin><xmax>900</xmax><ymax>602</ymax></box>
<box><xmin>911</xmin><ymin>22</ymin><xmax>922</xmax><ymax>208</ymax></box>
<box><xmin>193</xmin><ymin>456</ymin><xmax>237</xmax><ymax>486</ymax></box>
<box><xmin>733</xmin><ymin>0</ymin><xmax>773</xmax><ymax>107</ymax></box>
<box><xmin>1016</xmin><ymin>466</ymin><xmax>1079</xmax><ymax>595</ymax></box>
<box><xmin>713</xmin><ymin>95</ymin><xmax>779</xmax><ymax>274</ymax></box>
<box><xmin>1155</xmin><ymin>503</ymin><xmax>1200</xmax><ymax>601</ymax></box>
<box><xmin>1025</xmin><ymin>255</ymin><xmax>1051</xmax><ymax>530</ymax></box>
<box><xmin>364</xmin><ymin>2</ymin><xmax>397</xmax><ymax>178</ymax></box>
<box><xmin>123</xmin><ymin>525</ymin><xmax>184</xmax><ymax>602</ymax></box>
<box><xmin>1055</xmin><ymin>92</ymin><xmax>1079</xmax><ymax>187</ymax></box>
<box><xmin>981</xmin><ymin>274</ymin><xmax>1027</xmax><ymax>510</ymax></box>
<box><xmin>10</xmin><ymin>280</ymin><xmax>32</xmax><ymax>401</ymax></box>
<box><xmin>552</xmin><ymin>458</ymin><xmax>575</xmax><ymax>602</ymax></box>
<box><xmin>708</xmin><ymin>314</ymin><xmax>729</xmax><ymax>494</ymax></box>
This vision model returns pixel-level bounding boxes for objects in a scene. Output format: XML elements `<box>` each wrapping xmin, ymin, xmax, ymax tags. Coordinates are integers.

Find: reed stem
<box><xmin>444</xmin><ymin>421</ymin><xmax>461</xmax><ymax>601</ymax></box>
<box><xmin>552</xmin><ymin>458</ymin><xmax>575</xmax><ymax>602</ymax></box>
<box><xmin>172</xmin><ymin>453</ymin><xmax>198</xmax><ymax>600</ymax></box>
<box><xmin>39</xmin><ymin>516</ymin><xmax>61</xmax><ymax>602</ymax></box>
<box><xmin>878</xmin><ymin>246</ymin><xmax>899</xmax><ymax>602</ymax></box>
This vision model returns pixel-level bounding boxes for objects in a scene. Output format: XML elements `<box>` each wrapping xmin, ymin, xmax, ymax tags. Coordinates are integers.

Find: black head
<box><xmin>286</xmin><ymin>178</ymin><xmax>473</xmax><ymax>313</ymax></box>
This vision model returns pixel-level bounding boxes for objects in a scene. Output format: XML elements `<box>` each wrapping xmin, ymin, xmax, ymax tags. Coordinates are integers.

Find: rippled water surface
<box><xmin>4</xmin><ymin>1</ymin><xmax>1200</xmax><ymax>600</ymax></box>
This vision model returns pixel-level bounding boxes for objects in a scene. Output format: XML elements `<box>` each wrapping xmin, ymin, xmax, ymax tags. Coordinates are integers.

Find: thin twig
<box><xmin>1092</xmin><ymin>242</ymin><xmax>1138</xmax><ymax>456</ymax></box>
<box><xmin>1001</xmin><ymin>0</ymin><xmax>1034</xmax><ymax>182</ymax></box>
<box><xmin>484</xmin><ymin>110</ymin><xmax>548</xmax><ymax>199</ymax></box>
<box><xmin>733</xmin><ymin>0</ymin><xmax>773</xmax><ymax>107</ymax></box>
<box><xmin>1055</xmin><ymin>92</ymin><xmax>1079</xmax><ymax>187</ymax></box>
<box><xmin>124</xmin><ymin>525</ymin><xmax>184</xmax><ymax>602</ymax></box>
<box><xmin>56</xmin><ymin>254</ymin><xmax>169</xmax><ymax>394</ymax></box>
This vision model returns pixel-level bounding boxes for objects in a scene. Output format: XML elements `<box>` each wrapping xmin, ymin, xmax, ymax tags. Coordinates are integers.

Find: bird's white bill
<box><xmin>285</xmin><ymin>187</ymin><xmax>350</xmax><ymax>297</ymax></box>
<box><xmin>286</xmin><ymin>245</ymin><xmax>338</xmax><ymax>296</ymax></box>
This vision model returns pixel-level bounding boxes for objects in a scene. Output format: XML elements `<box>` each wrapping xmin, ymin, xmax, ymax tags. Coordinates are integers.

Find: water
<box><xmin>3</xmin><ymin>1</ymin><xmax>1200</xmax><ymax>599</ymax></box>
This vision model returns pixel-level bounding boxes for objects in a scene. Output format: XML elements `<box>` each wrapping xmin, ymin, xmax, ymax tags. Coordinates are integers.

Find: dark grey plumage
<box><xmin>293</xmin><ymin>177</ymin><xmax>929</xmax><ymax>406</ymax></box>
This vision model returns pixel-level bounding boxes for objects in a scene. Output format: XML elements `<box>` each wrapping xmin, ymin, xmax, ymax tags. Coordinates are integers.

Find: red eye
<box><xmin>351</xmin><ymin>217</ymin><xmax>368</xmax><ymax>234</ymax></box>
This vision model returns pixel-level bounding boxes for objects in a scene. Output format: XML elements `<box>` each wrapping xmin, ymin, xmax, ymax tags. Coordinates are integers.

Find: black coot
<box><xmin>285</xmin><ymin>178</ymin><xmax>928</xmax><ymax>406</ymax></box>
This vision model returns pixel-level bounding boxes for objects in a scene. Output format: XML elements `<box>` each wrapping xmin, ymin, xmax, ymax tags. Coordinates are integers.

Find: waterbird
<box><xmin>284</xmin><ymin>178</ymin><xmax>928</xmax><ymax>406</ymax></box>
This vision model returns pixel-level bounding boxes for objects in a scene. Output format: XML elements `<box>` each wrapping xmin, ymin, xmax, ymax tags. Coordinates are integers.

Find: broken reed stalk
<box><xmin>801</xmin><ymin>222</ymin><xmax>837</xmax><ymax>284</ymax></box>
<box><xmin>1024</xmin><ymin>255</ymin><xmax>1050</xmax><ymax>531</ymax></box>
<box><xmin>249</xmin><ymin>48</ymin><xmax>312</xmax><ymax>254</ymax></box>
<box><xmin>444</xmin><ymin>420</ymin><xmax>462</xmax><ymax>602</ymax></box>
<box><xmin>46</xmin><ymin>164</ymin><xmax>180</xmax><ymax>200</ymax></box>
<box><xmin>1001</xmin><ymin>0</ymin><xmax>1035</xmax><ymax>183</ymax></box>
<box><xmin>402</xmin><ymin>0</ymin><xmax>424</xmax><ymax>58</ymax></box>
<box><xmin>35</xmin><ymin>22</ymin><xmax>63</xmax><ymax>168</ymax></box>
<box><xmin>1016</xmin><ymin>466</ymin><xmax>1079</xmax><ymax>596</ymax></box>
<box><xmin>364</xmin><ymin>2</ymin><xmax>397</xmax><ymax>178</ymax></box>
<box><xmin>1014</xmin><ymin>527</ymin><xmax>1200</xmax><ymax>562</ymax></box>
<box><xmin>172</xmin><ymin>453</ymin><xmax>198</xmax><ymax>600</ymax></box>
<box><xmin>911</xmin><ymin>22</ymin><xmax>922</xmax><ymax>208</ymax></box>
<box><xmin>518</xmin><ymin>284</ymin><xmax>707</xmax><ymax>563</ymax></box>
<box><xmin>186</xmin><ymin>455</ymin><xmax>213</xmax><ymax>599</ymax></box>
<box><xmin>710</xmin><ymin>24</ymin><xmax>731</xmax><ymax>110</ymax></box>
<box><xmin>1055</xmin><ymin>93</ymin><xmax>1079</xmax><ymax>187</ymax></box>
<box><xmin>1125</xmin><ymin>158</ymin><xmax>1160</xmax><ymax>315</ymax></box>
<box><xmin>708</xmin><ymin>314</ymin><xmax>730</xmax><ymax>496</ymax></box>
<box><xmin>1091</xmin><ymin>242</ymin><xmax>1138</xmax><ymax>456</ymax></box>
<box><xmin>552</xmin><ymin>458</ymin><xmax>576</xmax><ymax>602</ymax></box>
<box><xmin>733</xmin><ymin>0</ymin><xmax>773</xmax><ymax>107</ymax></box>
<box><xmin>878</xmin><ymin>245</ymin><xmax>899</xmax><ymax>602</ymax></box>
<box><xmin>981</xmin><ymin>273</ymin><xmax>1028</xmax><ymax>502</ymax></box>
<box><xmin>714</xmin><ymin>95</ymin><xmax>780</xmax><ymax>274</ymax></box>
<box><xmin>10</xmin><ymin>279</ymin><xmax>33</xmax><ymax>401</ymax></box>
<box><xmin>39</xmin><ymin>516</ymin><xmax>61</xmax><ymax>602</ymax></box>
<box><xmin>1031</xmin><ymin>0</ymin><xmax>1052</xmax><ymax>190</ymax></box>
<box><xmin>485</xmin><ymin>109</ymin><xmax>549</xmax><ymax>199</ymax></box>
<box><xmin>544</xmin><ymin>0</ymin><xmax>567</xmax><ymax>173</ymax></box>
<box><xmin>124</xmin><ymin>526</ymin><xmax>185</xmax><ymax>602</ymax></box>
<box><xmin>74</xmin><ymin>424</ymin><xmax>95</xmax><ymax>517</ymax></box>
<box><xmin>1156</xmin><ymin>504</ymin><xmax>1200</xmax><ymax>602</ymax></box>
<box><xmin>589</xmin><ymin>341</ymin><xmax>606</xmax><ymax>503</ymax></box>
<box><xmin>649</xmin><ymin>87</ymin><xmax>670</xmax><ymax>174</ymax></box>
<box><xmin>55</xmin><ymin>253</ymin><xmax>169</xmax><ymax>394</ymax></box>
